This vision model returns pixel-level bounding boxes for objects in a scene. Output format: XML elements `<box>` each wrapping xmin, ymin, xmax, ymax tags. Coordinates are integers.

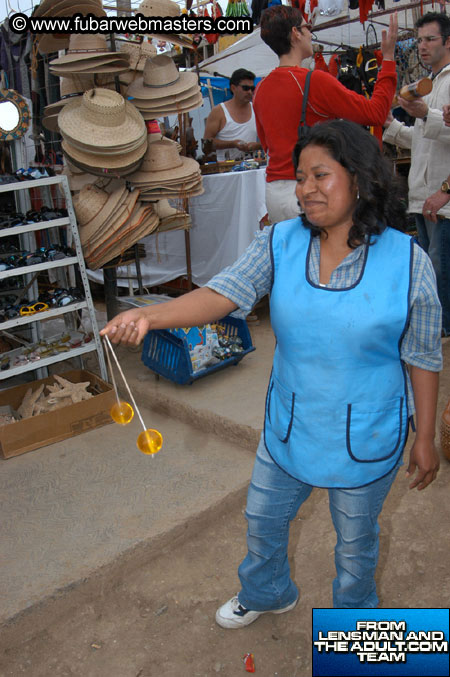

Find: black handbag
<box><xmin>297</xmin><ymin>69</ymin><xmax>312</xmax><ymax>143</ymax></box>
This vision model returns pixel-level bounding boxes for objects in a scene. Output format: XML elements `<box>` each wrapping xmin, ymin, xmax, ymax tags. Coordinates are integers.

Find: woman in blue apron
<box><xmin>101</xmin><ymin>120</ymin><xmax>442</xmax><ymax>622</ymax></box>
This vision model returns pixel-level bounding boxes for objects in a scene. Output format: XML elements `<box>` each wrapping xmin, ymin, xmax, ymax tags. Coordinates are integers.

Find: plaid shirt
<box><xmin>206</xmin><ymin>226</ymin><xmax>443</xmax><ymax>415</ymax></box>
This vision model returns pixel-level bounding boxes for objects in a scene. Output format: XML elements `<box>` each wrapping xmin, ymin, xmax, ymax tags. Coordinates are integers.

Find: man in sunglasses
<box><xmin>253</xmin><ymin>5</ymin><xmax>398</xmax><ymax>222</ymax></box>
<box><xmin>203</xmin><ymin>68</ymin><xmax>261</xmax><ymax>161</ymax></box>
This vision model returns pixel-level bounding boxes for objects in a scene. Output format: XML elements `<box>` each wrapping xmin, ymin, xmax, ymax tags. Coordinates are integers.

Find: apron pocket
<box><xmin>346</xmin><ymin>396</ymin><xmax>404</xmax><ymax>462</ymax></box>
<box><xmin>267</xmin><ymin>377</ymin><xmax>296</xmax><ymax>443</ymax></box>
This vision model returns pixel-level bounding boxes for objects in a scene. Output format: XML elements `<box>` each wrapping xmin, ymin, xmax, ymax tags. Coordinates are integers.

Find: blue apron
<box><xmin>264</xmin><ymin>218</ymin><xmax>413</xmax><ymax>488</ymax></box>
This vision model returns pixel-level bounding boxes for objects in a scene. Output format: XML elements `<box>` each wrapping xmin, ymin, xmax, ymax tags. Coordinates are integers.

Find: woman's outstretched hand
<box><xmin>100</xmin><ymin>307</ymin><xmax>152</xmax><ymax>346</ymax></box>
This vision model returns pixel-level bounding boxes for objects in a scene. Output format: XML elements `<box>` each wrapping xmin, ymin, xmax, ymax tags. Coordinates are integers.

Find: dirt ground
<box><xmin>1</xmin><ymin>434</ymin><xmax>450</xmax><ymax>677</ymax></box>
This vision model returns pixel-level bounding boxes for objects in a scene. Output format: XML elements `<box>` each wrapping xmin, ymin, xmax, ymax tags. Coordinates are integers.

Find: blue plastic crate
<box><xmin>141</xmin><ymin>315</ymin><xmax>255</xmax><ymax>385</ymax></box>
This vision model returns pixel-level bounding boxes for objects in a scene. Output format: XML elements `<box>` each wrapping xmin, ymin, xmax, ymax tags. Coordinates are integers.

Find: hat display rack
<box><xmin>27</xmin><ymin>0</ymin><xmax>205</xmax><ymax>304</ymax></box>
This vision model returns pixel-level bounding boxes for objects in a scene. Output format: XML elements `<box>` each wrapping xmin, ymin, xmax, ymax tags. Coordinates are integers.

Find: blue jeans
<box><xmin>237</xmin><ymin>437</ymin><xmax>402</xmax><ymax>610</ymax></box>
<box><xmin>415</xmin><ymin>214</ymin><xmax>450</xmax><ymax>334</ymax></box>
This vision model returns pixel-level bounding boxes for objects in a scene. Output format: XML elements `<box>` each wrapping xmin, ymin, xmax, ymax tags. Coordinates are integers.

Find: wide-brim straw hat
<box><xmin>86</xmin><ymin>198</ymin><xmax>149</xmax><ymax>254</ymax></box>
<box><xmin>50</xmin><ymin>59</ymin><xmax>130</xmax><ymax>77</ymax></box>
<box><xmin>127</xmin><ymin>55</ymin><xmax>198</xmax><ymax>100</ymax></box>
<box><xmin>42</xmin><ymin>113</ymin><xmax>59</xmax><ymax>133</ymax></box>
<box><xmin>62</xmin><ymin>145</ymin><xmax>144</xmax><ymax>177</ymax></box>
<box><xmin>59</xmin><ymin>88</ymin><xmax>146</xmax><ymax>148</ymax></box>
<box><xmin>130</xmin><ymin>82</ymin><xmax>200</xmax><ymax>107</ymax></box>
<box><xmin>87</xmin><ymin>211</ymin><xmax>160</xmax><ymax>269</ymax></box>
<box><xmin>118</xmin><ymin>40</ymin><xmax>157</xmax><ymax>71</ymax></box>
<box><xmin>140</xmin><ymin>182</ymin><xmax>204</xmax><ymax>200</ymax></box>
<box><xmin>49</xmin><ymin>33</ymin><xmax>128</xmax><ymax>65</ymax></box>
<box><xmin>62</xmin><ymin>138</ymin><xmax>147</xmax><ymax>170</ymax></box>
<box><xmin>62</xmin><ymin>128</ymin><xmax>148</xmax><ymax>155</ymax></box>
<box><xmin>138</xmin><ymin>94</ymin><xmax>203</xmax><ymax>119</ymax></box>
<box><xmin>35</xmin><ymin>0</ymin><xmax>103</xmax><ymax>17</ymax></box>
<box><xmin>44</xmin><ymin>74</ymin><xmax>116</xmax><ymax>116</ymax></box>
<box><xmin>74</xmin><ymin>183</ymin><xmax>128</xmax><ymax>229</ymax></box>
<box><xmin>138</xmin><ymin>0</ymin><xmax>180</xmax><ymax>17</ymax></box>
<box><xmin>86</xmin><ymin>202</ymin><xmax>158</xmax><ymax>260</ymax></box>
<box><xmin>37</xmin><ymin>1</ymin><xmax>106</xmax><ymax>54</ymax></box>
<box><xmin>127</xmin><ymin>139</ymin><xmax>200</xmax><ymax>183</ymax></box>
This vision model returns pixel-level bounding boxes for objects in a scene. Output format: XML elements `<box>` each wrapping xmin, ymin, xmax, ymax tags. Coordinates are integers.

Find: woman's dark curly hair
<box><xmin>292</xmin><ymin>120</ymin><xmax>408</xmax><ymax>248</ymax></box>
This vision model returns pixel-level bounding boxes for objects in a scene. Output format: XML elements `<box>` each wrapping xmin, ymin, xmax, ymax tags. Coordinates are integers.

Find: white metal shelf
<box><xmin>0</xmin><ymin>343</ymin><xmax>98</xmax><ymax>380</ymax></box>
<box><xmin>0</xmin><ymin>301</ymin><xmax>87</xmax><ymax>331</ymax></box>
<box><xmin>0</xmin><ymin>217</ymin><xmax>70</xmax><ymax>238</ymax></box>
<box><xmin>0</xmin><ymin>176</ymin><xmax>66</xmax><ymax>193</ymax></box>
<box><xmin>0</xmin><ymin>174</ymin><xmax>107</xmax><ymax>382</ymax></box>
<box><xmin>0</xmin><ymin>256</ymin><xmax>78</xmax><ymax>280</ymax></box>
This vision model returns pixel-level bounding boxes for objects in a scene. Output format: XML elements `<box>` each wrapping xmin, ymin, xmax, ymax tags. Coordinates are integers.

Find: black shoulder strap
<box><xmin>299</xmin><ymin>70</ymin><xmax>312</xmax><ymax>130</ymax></box>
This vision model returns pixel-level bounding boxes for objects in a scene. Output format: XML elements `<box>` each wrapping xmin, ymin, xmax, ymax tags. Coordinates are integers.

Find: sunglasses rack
<box><xmin>0</xmin><ymin>175</ymin><xmax>107</xmax><ymax>382</ymax></box>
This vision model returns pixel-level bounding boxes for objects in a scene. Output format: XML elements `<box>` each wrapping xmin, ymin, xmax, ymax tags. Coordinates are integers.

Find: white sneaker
<box><xmin>215</xmin><ymin>595</ymin><xmax>298</xmax><ymax>629</ymax></box>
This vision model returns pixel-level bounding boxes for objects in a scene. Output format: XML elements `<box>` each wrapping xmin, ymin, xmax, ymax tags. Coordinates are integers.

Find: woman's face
<box><xmin>295</xmin><ymin>144</ymin><xmax>357</xmax><ymax>234</ymax></box>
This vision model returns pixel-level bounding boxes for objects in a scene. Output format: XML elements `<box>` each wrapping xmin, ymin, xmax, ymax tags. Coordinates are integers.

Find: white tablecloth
<box><xmin>88</xmin><ymin>167</ymin><xmax>267</xmax><ymax>289</ymax></box>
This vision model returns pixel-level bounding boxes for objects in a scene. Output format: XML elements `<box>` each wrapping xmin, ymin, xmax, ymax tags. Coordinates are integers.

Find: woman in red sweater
<box><xmin>253</xmin><ymin>5</ymin><xmax>398</xmax><ymax>222</ymax></box>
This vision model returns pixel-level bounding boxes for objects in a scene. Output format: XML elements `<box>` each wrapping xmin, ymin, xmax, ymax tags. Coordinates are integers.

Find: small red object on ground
<box><xmin>243</xmin><ymin>652</ymin><xmax>255</xmax><ymax>672</ymax></box>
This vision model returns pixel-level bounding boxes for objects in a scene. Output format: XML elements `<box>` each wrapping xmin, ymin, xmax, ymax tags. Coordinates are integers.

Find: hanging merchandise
<box><xmin>58</xmin><ymin>88</ymin><xmax>147</xmax><ymax>177</ymax></box>
<box><xmin>225</xmin><ymin>0</ymin><xmax>250</xmax><ymax>17</ymax></box>
<box><xmin>126</xmin><ymin>55</ymin><xmax>202</xmax><ymax>119</ymax></box>
<box><xmin>336</xmin><ymin>48</ymin><xmax>363</xmax><ymax>93</ymax></box>
<box><xmin>127</xmin><ymin>139</ymin><xmax>204</xmax><ymax>201</ymax></box>
<box><xmin>356</xmin><ymin>45</ymin><xmax>380</xmax><ymax>95</ymax></box>
<box><xmin>204</xmin><ymin>3</ymin><xmax>223</xmax><ymax>45</ymax></box>
<box><xmin>318</xmin><ymin>0</ymin><xmax>344</xmax><ymax>16</ymax></box>
<box><xmin>48</xmin><ymin>34</ymin><xmax>130</xmax><ymax>76</ymax></box>
<box><xmin>117</xmin><ymin>40</ymin><xmax>157</xmax><ymax>89</ymax></box>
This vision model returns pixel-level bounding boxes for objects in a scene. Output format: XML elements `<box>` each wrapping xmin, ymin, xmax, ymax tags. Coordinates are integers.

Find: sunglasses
<box><xmin>240</xmin><ymin>85</ymin><xmax>255</xmax><ymax>92</ymax></box>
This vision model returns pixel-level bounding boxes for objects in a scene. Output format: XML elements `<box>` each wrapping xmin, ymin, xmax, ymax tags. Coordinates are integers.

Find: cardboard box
<box><xmin>0</xmin><ymin>369</ymin><xmax>115</xmax><ymax>459</ymax></box>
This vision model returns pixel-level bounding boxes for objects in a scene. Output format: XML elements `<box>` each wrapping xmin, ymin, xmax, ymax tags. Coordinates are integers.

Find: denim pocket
<box><xmin>346</xmin><ymin>396</ymin><xmax>404</xmax><ymax>463</ymax></box>
<box><xmin>267</xmin><ymin>377</ymin><xmax>296</xmax><ymax>444</ymax></box>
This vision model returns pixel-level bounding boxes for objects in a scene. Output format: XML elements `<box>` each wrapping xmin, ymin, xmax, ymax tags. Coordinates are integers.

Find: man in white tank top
<box><xmin>203</xmin><ymin>69</ymin><xmax>261</xmax><ymax>161</ymax></box>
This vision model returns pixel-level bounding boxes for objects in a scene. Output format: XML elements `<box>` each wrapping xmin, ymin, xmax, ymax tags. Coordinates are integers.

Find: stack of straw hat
<box><xmin>137</xmin><ymin>0</ymin><xmax>194</xmax><ymax>50</ymax></box>
<box><xmin>127</xmin><ymin>139</ymin><xmax>203</xmax><ymax>200</ymax></box>
<box><xmin>126</xmin><ymin>55</ymin><xmax>202</xmax><ymax>119</ymax></box>
<box><xmin>42</xmin><ymin>74</ymin><xmax>115</xmax><ymax>134</ymax></box>
<box><xmin>73</xmin><ymin>184</ymin><xmax>159</xmax><ymax>269</ymax></box>
<box><xmin>58</xmin><ymin>88</ymin><xmax>147</xmax><ymax>177</ymax></box>
<box><xmin>153</xmin><ymin>199</ymin><xmax>192</xmax><ymax>232</ymax></box>
<box><xmin>118</xmin><ymin>39</ymin><xmax>157</xmax><ymax>88</ymax></box>
<box><xmin>49</xmin><ymin>34</ymin><xmax>130</xmax><ymax>76</ymax></box>
<box><xmin>34</xmin><ymin>0</ymin><xmax>106</xmax><ymax>55</ymax></box>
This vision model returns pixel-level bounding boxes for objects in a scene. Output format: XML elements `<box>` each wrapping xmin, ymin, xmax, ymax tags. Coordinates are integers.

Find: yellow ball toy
<box><xmin>137</xmin><ymin>429</ymin><xmax>163</xmax><ymax>455</ymax></box>
<box><xmin>110</xmin><ymin>401</ymin><xmax>134</xmax><ymax>425</ymax></box>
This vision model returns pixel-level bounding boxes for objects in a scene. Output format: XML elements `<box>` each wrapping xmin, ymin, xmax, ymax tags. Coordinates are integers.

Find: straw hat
<box><xmin>74</xmin><ymin>184</ymin><xmax>127</xmax><ymax>227</ymax></box>
<box><xmin>127</xmin><ymin>55</ymin><xmax>198</xmax><ymax>100</ymax></box>
<box><xmin>118</xmin><ymin>40</ymin><xmax>157</xmax><ymax>71</ymax></box>
<box><xmin>44</xmin><ymin>74</ymin><xmax>116</xmax><ymax>117</ymax></box>
<box><xmin>58</xmin><ymin>88</ymin><xmax>146</xmax><ymax>148</ymax></box>
<box><xmin>138</xmin><ymin>0</ymin><xmax>180</xmax><ymax>18</ymax></box>
<box><xmin>127</xmin><ymin>140</ymin><xmax>200</xmax><ymax>184</ymax></box>
<box><xmin>36</xmin><ymin>0</ymin><xmax>106</xmax><ymax>54</ymax></box>
<box><xmin>49</xmin><ymin>34</ymin><xmax>129</xmax><ymax>74</ymax></box>
<box><xmin>137</xmin><ymin>0</ymin><xmax>194</xmax><ymax>49</ymax></box>
<box><xmin>138</xmin><ymin>94</ymin><xmax>203</xmax><ymax>119</ymax></box>
<box><xmin>62</xmin><ymin>139</ymin><xmax>147</xmax><ymax>172</ymax></box>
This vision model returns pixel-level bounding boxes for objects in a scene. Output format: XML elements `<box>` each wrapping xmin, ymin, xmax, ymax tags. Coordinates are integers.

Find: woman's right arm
<box><xmin>100</xmin><ymin>287</ymin><xmax>238</xmax><ymax>346</ymax></box>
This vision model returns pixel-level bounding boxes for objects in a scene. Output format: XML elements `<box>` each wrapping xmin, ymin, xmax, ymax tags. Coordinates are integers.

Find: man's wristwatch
<box><xmin>441</xmin><ymin>180</ymin><xmax>450</xmax><ymax>194</ymax></box>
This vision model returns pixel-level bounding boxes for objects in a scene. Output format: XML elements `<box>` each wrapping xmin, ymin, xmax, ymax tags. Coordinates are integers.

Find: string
<box><xmin>103</xmin><ymin>334</ymin><xmax>147</xmax><ymax>431</ymax></box>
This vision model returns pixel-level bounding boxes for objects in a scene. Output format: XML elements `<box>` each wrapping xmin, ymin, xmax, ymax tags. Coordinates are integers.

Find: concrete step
<box><xmin>0</xmin><ymin>405</ymin><xmax>255</xmax><ymax>628</ymax></box>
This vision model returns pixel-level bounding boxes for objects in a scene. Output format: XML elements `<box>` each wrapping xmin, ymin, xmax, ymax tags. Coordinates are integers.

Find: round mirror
<box><xmin>0</xmin><ymin>89</ymin><xmax>30</xmax><ymax>141</ymax></box>
<box><xmin>0</xmin><ymin>101</ymin><xmax>20</xmax><ymax>131</ymax></box>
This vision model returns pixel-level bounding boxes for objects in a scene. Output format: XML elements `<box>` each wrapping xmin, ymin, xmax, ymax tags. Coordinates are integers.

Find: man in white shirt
<box><xmin>383</xmin><ymin>11</ymin><xmax>450</xmax><ymax>335</ymax></box>
<box><xmin>203</xmin><ymin>68</ymin><xmax>261</xmax><ymax>161</ymax></box>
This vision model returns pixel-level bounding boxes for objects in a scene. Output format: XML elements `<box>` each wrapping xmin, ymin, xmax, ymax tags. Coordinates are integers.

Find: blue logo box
<box><xmin>312</xmin><ymin>608</ymin><xmax>449</xmax><ymax>676</ymax></box>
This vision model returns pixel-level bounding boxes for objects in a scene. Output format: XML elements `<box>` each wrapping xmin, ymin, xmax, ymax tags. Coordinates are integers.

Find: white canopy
<box><xmin>198</xmin><ymin>0</ymin><xmax>436</xmax><ymax>78</ymax></box>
